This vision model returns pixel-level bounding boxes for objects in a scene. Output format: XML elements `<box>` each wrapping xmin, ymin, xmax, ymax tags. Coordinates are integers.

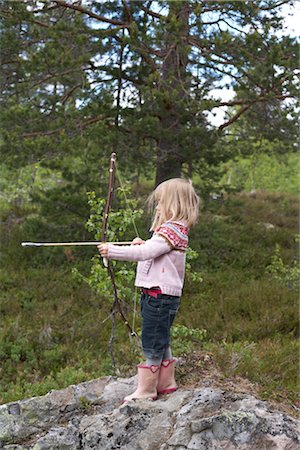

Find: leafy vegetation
<box><xmin>0</xmin><ymin>0</ymin><xmax>298</xmax><ymax>415</ymax></box>
<box><xmin>0</xmin><ymin>1</ymin><xmax>298</xmax><ymax>186</ymax></box>
<box><xmin>0</xmin><ymin>182</ymin><xmax>298</xmax><ymax>409</ymax></box>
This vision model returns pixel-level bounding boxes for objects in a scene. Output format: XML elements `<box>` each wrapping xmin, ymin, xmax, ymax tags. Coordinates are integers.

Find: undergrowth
<box><xmin>0</xmin><ymin>190</ymin><xmax>298</xmax><ymax>408</ymax></box>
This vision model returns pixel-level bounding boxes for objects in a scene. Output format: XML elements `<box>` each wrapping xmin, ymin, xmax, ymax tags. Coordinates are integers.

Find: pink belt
<box><xmin>142</xmin><ymin>287</ymin><xmax>162</xmax><ymax>298</ymax></box>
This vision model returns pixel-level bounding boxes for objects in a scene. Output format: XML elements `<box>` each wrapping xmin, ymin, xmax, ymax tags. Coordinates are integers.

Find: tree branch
<box><xmin>218</xmin><ymin>93</ymin><xmax>293</xmax><ymax>130</ymax></box>
<box><xmin>52</xmin><ymin>0</ymin><xmax>129</xmax><ymax>27</ymax></box>
<box><xmin>122</xmin><ymin>0</ymin><xmax>132</xmax><ymax>22</ymax></box>
<box><xmin>61</xmin><ymin>83</ymin><xmax>81</xmax><ymax>105</ymax></box>
<box><xmin>140</xmin><ymin>5</ymin><xmax>167</xmax><ymax>20</ymax></box>
<box><xmin>32</xmin><ymin>5</ymin><xmax>61</xmax><ymax>14</ymax></box>
<box><xmin>259</xmin><ymin>1</ymin><xmax>290</xmax><ymax>11</ymax></box>
<box><xmin>221</xmin><ymin>19</ymin><xmax>248</xmax><ymax>35</ymax></box>
<box><xmin>28</xmin><ymin>19</ymin><xmax>50</xmax><ymax>28</ymax></box>
<box><xmin>190</xmin><ymin>61</ymin><xmax>241</xmax><ymax>82</ymax></box>
<box><xmin>29</xmin><ymin>67</ymin><xmax>89</xmax><ymax>89</ymax></box>
<box><xmin>188</xmin><ymin>36</ymin><xmax>213</xmax><ymax>55</ymax></box>
<box><xmin>217</xmin><ymin>94</ymin><xmax>292</xmax><ymax>108</ymax></box>
<box><xmin>22</xmin><ymin>127</ymin><xmax>63</xmax><ymax>138</ymax></box>
<box><xmin>22</xmin><ymin>114</ymin><xmax>110</xmax><ymax>138</ymax></box>
<box><xmin>219</xmin><ymin>104</ymin><xmax>253</xmax><ymax>130</ymax></box>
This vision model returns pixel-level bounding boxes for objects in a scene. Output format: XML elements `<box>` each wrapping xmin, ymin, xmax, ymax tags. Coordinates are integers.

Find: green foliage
<box><xmin>206</xmin><ymin>335</ymin><xmax>299</xmax><ymax>403</ymax></box>
<box><xmin>0</xmin><ymin>0</ymin><xmax>297</xmax><ymax>190</ymax></box>
<box><xmin>0</xmin><ymin>163</ymin><xmax>63</xmax><ymax>209</ymax></box>
<box><xmin>79</xmin><ymin>397</ymin><xmax>92</xmax><ymax>413</ymax></box>
<box><xmin>0</xmin><ymin>181</ymin><xmax>298</xmax><ymax>410</ymax></box>
<box><xmin>185</xmin><ymin>247</ymin><xmax>203</xmax><ymax>283</ymax></box>
<box><xmin>191</xmin><ymin>190</ymin><xmax>298</xmax><ymax>277</ymax></box>
<box><xmin>79</xmin><ymin>186</ymin><xmax>143</xmax><ymax>305</ymax></box>
<box><xmin>0</xmin><ymin>262</ymin><xmax>118</xmax><ymax>404</ymax></box>
<box><xmin>0</xmin><ymin>366</ymin><xmax>89</xmax><ymax>405</ymax></box>
<box><xmin>0</xmin><ymin>332</ymin><xmax>37</xmax><ymax>366</ymax></box>
<box><xmin>81</xmin><ymin>183</ymin><xmax>203</xmax><ymax>310</ymax></box>
<box><xmin>266</xmin><ymin>236</ymin><xmax>300</xmax><ymax>290</ymax></box>
<box><xmin>86</xmin><ymin>186</ymin><xmax>143</xmax><ymax>243</ymax></box>
<box><xmin>219</xmin><ymin>152</ymin><xmax>299</xmax><ymax>195</ymax></box>
<box><xmin>171</xmin><ymin>324</ymin><xmax>207</xmax><ymax>355</ymax></box>
<box><xmin>182</xmin><ymin>270</ymin><xmax>298</xmax><ymax>345</ymax></box>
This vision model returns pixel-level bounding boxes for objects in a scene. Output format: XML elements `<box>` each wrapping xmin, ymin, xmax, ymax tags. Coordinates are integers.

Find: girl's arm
<box><xmin>98</xmin><ymin>237</ymin><xmax>144</xmax><ymax>258</ymax></box>
<box><xmin>98</xmin><ymin>234</ymin><xmax>171</xmax><ymax>262</ymax></box>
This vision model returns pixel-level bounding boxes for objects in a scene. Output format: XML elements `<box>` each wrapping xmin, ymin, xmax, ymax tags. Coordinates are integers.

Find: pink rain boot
<box><xmin>157</xmin><ymin>359</ymin><xmax>177</xmax><ymax>395</ymax></box>
<box><xmin>123</xmin><ymin>364</ymin><xmax>160</xmax><ymax>402</ymax></box>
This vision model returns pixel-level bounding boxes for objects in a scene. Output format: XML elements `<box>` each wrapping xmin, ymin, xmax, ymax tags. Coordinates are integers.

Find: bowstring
<box><xmin>115</xmin><ymin>163</ymin><xmax>140</xmax><ymax>338</ymax></box>
<box><xmin>116</xmin><ymin>164</ymin><xmax>140</xmax><ymax>238</ymax></box>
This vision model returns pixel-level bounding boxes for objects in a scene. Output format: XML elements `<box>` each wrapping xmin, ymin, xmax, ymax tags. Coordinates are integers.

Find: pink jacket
<box><xmin>107</xmin><ymin>221</ymin><xmax>189</xmax><ymax>297</ymax></box>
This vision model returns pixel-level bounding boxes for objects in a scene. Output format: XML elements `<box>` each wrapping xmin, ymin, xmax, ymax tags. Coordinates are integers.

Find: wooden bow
<box><xmin>102</xmin><ymin>152</ymin><xmax>137</xmax><ymax>337</ymax></box>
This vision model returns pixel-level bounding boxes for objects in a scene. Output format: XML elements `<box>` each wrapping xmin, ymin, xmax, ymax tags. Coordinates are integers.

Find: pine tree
<box><xmin>0</xmin><ymin>0</ymin><xmax>297</xmax><ymax>186</ymax></box>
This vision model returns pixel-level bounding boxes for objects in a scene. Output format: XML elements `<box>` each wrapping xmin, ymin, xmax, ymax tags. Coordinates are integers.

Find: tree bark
<box><xmin>155</xmin><ymin>1</ymin><xmax>190</xmax><ymax>186</ymax></box>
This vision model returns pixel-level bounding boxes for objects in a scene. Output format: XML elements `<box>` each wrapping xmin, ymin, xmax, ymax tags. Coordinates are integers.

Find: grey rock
<box><xmin>100</xmin><ymin>376</ymin><xmax>137</xmax><ymax>412</ymax></box>
<box><xmin>3</xmin><ymin>446</ymin><xmax>26</xmax><ymax>450</ymax></box>
<box><xmin>134</xmin><ymin>411</ymin><xmax>173</xmax><ymax>450</ymax></box>
<box><xmin>0</xmin><ymin>376</ymin><xmax>112</xmax><ymax>445</ymax></box>
<box><xmin>257</xmin><ymin>221</ymin><xmax>276</xmax><ymax>229</ymax></box>
<box><xmin>167</xmin><ymin>424</ymin><xmax>192</xmax><ymax>446</ymax></box>
<box><xmin>31</xmin><ymin>423</ymin><xmax>79</xmax><ymax>450</ymax></box>
<box><xmin>0</xmin><ymin>378</ymin><xmax>299</xmax><ymax>450</ymax></box>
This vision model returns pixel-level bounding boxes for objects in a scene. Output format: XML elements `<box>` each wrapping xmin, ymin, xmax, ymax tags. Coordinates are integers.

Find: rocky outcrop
<box><xmin>0</xmin><ymin>375</ymin><xmax>299</xmax><ymax>449</ymax></box>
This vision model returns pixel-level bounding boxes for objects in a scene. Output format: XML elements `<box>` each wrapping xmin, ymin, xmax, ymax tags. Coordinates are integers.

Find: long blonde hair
<box><xmin>148</xmin><ymin>178</ymin><xmax>201</xmax><ymax>230</ymax></box>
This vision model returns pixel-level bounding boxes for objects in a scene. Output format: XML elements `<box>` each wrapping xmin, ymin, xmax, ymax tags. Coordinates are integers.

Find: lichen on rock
<box><xmin>0</xmin><ymin>376</ymin><xmax>299</xmax><ymax>449</ymax></box>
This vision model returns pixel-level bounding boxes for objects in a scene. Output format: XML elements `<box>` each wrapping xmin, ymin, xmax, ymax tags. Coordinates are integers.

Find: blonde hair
<box><xmin>148</xmin><ymin>178</ymin><xmax>201</xmax><ymax>230</ymax></box>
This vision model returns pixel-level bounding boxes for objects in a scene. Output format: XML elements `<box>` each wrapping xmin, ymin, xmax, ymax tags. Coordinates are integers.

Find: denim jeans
<box><xmin>140</xmin><ymin>292</ymin><xmax>180</xmax><ymax>361</ymax></box>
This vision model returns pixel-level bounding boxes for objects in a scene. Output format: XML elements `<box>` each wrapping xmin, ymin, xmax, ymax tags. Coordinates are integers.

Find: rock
<box><xmin>2</xmin><ymin>446</ymin><xmax>26</xmax><ymax>450</ymax></box>
<box><xmin>31</xmin><ymin>422</ymin><xmax>79</xmax><ymax>450</ymax></box>
<box><xmin>0</xmin><ymin>377</ymin><xmax>112</xmax><ymax>445</ymax></box>
<box><xmin>257</xmin><ymin>222</ymin><xmax>276</xmax><ymax>229</ymax></box>
<box><xmin>0</xmin><ymin>378</ymin><xmax>299</xmax><ymax>449</ymax></box>
<box><xmin>79</xmin><ymin>402</ymin><xmax>169</xmax><ymax>450</ymax></box>
<box><xmin>212</xmin><ymin>214</ymin><xmax>229</xmax><ymax>221</ymax></box>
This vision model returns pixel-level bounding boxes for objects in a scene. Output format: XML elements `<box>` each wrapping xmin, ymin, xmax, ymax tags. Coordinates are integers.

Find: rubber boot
<box><xmin>123</xmin><ymin>364</ymin><xmax>160</xmax><ymax>402</ymax></box>
<box><xmin>157</xmin><ymin>359</ymin><xmax>177</xmax><ymax>395</ymax></box>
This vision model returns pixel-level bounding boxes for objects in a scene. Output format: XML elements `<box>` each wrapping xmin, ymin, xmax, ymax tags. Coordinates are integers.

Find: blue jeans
<box><xmin>140</xmin><ymin>292</ymin><xmax>180</xmax><ymax>361</ymax></box>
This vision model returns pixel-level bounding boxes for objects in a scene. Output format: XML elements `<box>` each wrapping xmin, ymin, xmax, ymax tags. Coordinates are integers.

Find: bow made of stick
<box><xmin>101</xmin><ymin>152</ymin><xmax>137</xmax><ymax>337</ymax></box>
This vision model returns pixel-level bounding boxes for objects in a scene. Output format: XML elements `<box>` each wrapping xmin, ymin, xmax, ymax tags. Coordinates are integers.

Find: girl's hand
<box><xmin>131</xmin><ymin>237</ymin><xmax>145</xmax><ymax>245</ymax></box>
<box><xmin>97</xmin><ymin>243</ymin><xmax>109</xmax><ymax>257</ymax></box>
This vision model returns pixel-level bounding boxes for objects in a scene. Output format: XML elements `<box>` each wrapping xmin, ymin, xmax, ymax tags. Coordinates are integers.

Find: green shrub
<box><xmin>266</xmin><ymin>236</ymin><xmax>300</xmax><ymax>291</ymax></box>
<box><xmin>171</xmin><ymin>324</ymin><xmax>207</xmax><ymax>355</ymax></box>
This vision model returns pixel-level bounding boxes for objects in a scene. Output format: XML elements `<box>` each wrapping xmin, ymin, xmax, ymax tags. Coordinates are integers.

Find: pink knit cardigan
<box><xmin>107</xmin><ymin>221</ymin><xmax>189</xmax><ymax>297</ymax></box>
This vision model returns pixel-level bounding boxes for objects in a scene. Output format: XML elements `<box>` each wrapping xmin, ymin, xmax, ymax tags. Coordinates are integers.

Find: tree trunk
<box><xmin>155</xmin><ymin>1</ymin><xmax>190</xmax><ymax>186</ymax></box>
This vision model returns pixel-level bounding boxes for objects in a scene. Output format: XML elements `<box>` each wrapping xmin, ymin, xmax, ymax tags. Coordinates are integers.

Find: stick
<box><xmin>21</xmin><ymin>241</ymin><xmax>132</xmax><ymax>247</ymax></box>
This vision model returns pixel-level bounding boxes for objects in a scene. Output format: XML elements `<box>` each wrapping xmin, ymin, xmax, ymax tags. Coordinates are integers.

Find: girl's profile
<box><xmin>98</xmin><ymin>178</ymin><xmax>200</xmax><ymax>402</ymax></box>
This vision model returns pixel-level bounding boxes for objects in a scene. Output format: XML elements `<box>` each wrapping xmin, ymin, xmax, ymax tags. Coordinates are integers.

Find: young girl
<box><xmin>98</xmin><ymin>178</ymin><xmax>200</xmax><ymax>402</ymax></box>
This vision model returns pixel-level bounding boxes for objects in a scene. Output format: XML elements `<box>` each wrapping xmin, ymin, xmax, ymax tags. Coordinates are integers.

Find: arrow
<box><xmin>21</xmin><ymin>241</ymin><xmax>132</xmax><ymax>247</ymax></box>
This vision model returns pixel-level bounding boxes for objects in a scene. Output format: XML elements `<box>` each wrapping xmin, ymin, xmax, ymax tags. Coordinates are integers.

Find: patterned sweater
<box><xmin>107</xmin><ymin>221</ymin><xmax>189</xmax><ymax>296</ymax></box>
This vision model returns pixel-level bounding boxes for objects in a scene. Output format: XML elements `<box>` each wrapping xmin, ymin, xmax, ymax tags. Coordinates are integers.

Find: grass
<box><xmin>181</xmin><ymin>273</ymin><xmax>298</xmax><ymax>341</ymax></box>
<box><xmin>203</xmin><ymin>334</ymin><xmax>299</xmax><ymax>405</ymax></box>
<box><xmin>0</xmin><ymin>189</ymin><xmax>299</xmax><ymax>414</ymax></box>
